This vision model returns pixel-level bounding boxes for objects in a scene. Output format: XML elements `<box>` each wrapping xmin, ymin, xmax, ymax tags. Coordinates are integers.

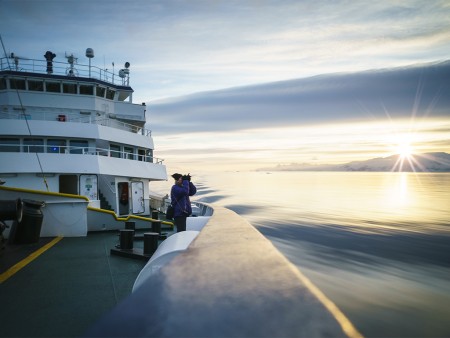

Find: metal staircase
<box><xmin>98</xmin><ymin>190</ymin><xmax>113</xmax><ymax>211</ymax></box>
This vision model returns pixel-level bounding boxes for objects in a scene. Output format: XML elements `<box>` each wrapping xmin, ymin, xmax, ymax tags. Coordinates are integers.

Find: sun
<box><xmin>396</xmin><ymin>142</ymin><xmax>413</xmax><ymax>159</ymax></box>
<box><xmin>392</xmin><ymin>132</ymin><xmax>416</xmax><ymax>159</ymax></box>
<box><xmin>391</xmin><ymin>136</ymin><xmax>420</xmax><ymax>172</ymax></box>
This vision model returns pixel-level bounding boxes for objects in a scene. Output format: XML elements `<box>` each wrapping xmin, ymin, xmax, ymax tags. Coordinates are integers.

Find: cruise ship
<box><xmin>0</xmin><ymin>47</ymin><xmax>167</xmax><ymax>237</ymax></box>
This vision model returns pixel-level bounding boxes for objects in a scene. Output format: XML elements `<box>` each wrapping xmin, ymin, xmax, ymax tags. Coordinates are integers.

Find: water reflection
<box><xmin>256</xmin><ymin>221</ymin><xmax>450</xmax><ymax>337</ymax></box>
<box><xmin>196</xmin><ymin>171</ymin><xmax>450</xmax><ymax>337</ymax></box>
<box><xmin>255</xmin><ymin>221</ymin><xmax>450</xmax><ymax>268</ymax></box>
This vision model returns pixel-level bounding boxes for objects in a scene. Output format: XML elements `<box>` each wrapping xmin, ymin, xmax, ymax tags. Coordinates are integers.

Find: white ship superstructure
<box><xmin>0</xmin><ymin>48</ymin><xmax>167</xmax><ymax>234</ymax></box>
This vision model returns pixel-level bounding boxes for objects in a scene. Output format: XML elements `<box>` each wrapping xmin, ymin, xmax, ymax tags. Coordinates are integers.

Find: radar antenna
<box><xmin>65</xmin><ymin>52</ymin><xmax>78</xmax><ymax>76</ymax></box>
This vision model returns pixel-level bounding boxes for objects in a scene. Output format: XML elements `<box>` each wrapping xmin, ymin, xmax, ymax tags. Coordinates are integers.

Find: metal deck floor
<box><xmin>0</xmin><ymin>231</ymin><xmax>149</xmax><ymax>337</ymax></box>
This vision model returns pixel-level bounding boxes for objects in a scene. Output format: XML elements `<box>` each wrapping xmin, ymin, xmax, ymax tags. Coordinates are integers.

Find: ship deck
<box><xmin>0</xmin><ymin>227</ymin><xmax>170</xmax><ymax>337</ymax></box>
<box><xmin>2</xmin><ymin>206</ymin><xmax>362</xmax><ymax>338</ymax></box>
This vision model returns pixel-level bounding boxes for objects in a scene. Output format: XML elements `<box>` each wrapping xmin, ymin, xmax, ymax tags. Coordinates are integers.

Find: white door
<box><xmin>131</xmin><ymin>181</ymin><xmax>145</xmax><ymax>214</ymax></box>
<box><xmin>79</xmin><ymin>174</ymin><xmax>98</xmax><ymax>200</ymax></box>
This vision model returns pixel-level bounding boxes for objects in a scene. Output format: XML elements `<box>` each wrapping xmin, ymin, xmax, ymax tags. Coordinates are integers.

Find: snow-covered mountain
<box><xmin>259</xmin><ymin>152</ymin><xmax>450</xmax><ymax>172</ymax></box>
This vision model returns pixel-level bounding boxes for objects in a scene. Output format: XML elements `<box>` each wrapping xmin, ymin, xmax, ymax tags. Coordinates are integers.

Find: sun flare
<box><xmin>396</xmin><ymin>142</ymin><xmax>413</xmax><ymax>158</ymax></box>
<box><xmin>391</xmin><ymin>135</ymin><xmax>421</xmax><ymax>171</ymax></box>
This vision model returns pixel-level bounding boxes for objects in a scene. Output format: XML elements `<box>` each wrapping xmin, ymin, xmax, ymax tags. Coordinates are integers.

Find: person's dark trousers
<box><xmin>174</xmin><ymin>216</ymin><xmax>187</xmax><ymax>232</ymax></box>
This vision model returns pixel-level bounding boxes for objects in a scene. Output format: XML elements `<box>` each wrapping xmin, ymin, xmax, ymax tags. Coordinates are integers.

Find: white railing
<box><xmin>1</xmin><ymin>55</ymin><xmax>129</xmax><ymax>86</ymax></box>
<box><xmin>0</xmin><ymin>111</ymin><xmax>152</xmax><ymax>136</ymax></box>
<box><xmin>0</xmin><ymin>144</ymin><xmax>164</xmax><ymax>164</ymax></box>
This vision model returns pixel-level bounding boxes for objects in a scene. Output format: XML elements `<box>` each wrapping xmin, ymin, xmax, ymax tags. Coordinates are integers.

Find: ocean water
<box><xmin>155</xmin><ymin>171</ymin><xmax>450</xmax><ymax>337</ymax></box>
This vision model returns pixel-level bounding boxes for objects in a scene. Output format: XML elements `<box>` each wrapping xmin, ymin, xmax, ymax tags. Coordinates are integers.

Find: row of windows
<box><xmin>0</xmin><ymin>138</ymin><xmax>153</xmax><ymax>162</ymax></box>
<box><xmin>109</xmin><ymin>143</ymin><xmax>152</xmax><ymax>161</ymax></box>
<box><xmin>0</xmin><ymin>138</ymin><xmax>88</xmax><ymax>154</ymax></box>
<box><xmin>0</xmin><ymin>77</ymin><xmax>115</xmax><ymax>99</ymax></box>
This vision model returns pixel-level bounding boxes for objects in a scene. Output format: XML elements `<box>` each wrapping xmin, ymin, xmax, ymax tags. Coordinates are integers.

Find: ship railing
<box><xmin>0</xmin><ymin>111</ymin><xmax>152</xmax><ymax>136</ymax></box>
<box><xmin>0</xmin><ymin>144</ymin><xmax>164</xmax><ymax>164</ymax></box>
<box><xmin>0</xmin><ymin>56</ymin><xmax>129</xmax><ymax>87</ymax></box>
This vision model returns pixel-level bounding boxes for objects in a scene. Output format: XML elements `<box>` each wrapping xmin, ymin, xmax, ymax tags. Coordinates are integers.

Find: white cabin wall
<box><xmin>0</xmin><ymin>173</ymin><xmax>58</xmax><ymax>192</ymax></box>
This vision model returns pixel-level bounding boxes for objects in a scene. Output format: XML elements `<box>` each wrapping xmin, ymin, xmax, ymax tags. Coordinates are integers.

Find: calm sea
<box><xmin>154</xmin><ymin>171</ymin><xmax>450</xmax><ymax>337</ymax></box>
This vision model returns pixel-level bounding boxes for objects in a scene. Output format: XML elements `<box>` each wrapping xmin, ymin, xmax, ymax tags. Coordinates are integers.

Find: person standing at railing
<box><xmin>170</xmin><ymin>173</ymin><xmax>197</xmax><ymax>232</ymax></box>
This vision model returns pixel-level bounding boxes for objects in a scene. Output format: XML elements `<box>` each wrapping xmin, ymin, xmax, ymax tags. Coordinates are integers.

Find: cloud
<box><xmin>149</xmin><ymin>60</ymin><xmax>450</xmax><ymax>135</ymax></box>
<box><xmin>2</xmin><ymin>1</ymin><xmax>450</xmax><ymax>102</ymax></box>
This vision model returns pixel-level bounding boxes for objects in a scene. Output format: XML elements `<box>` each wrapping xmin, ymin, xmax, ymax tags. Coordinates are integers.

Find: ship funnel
<box><xmin>44</xmin><ymin>51</ymin><xmax>56</xmax><ymax>74</ymax></box>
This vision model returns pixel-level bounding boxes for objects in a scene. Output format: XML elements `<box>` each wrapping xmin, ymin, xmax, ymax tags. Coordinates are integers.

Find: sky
<box><xmin>1</xmin><ymin>0</ymin><xmax>450</xmax><ymax>174</ymax></box>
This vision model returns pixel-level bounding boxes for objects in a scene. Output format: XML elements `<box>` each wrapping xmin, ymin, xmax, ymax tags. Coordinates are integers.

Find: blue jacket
<box><xmin>170</xmin><ymin>180</ymin><xmax>197</xmax><ymax>217</ymax></box>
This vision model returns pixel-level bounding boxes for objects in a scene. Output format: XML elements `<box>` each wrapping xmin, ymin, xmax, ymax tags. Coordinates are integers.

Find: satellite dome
<box><xmin>85</xmin><ymin>48</ymin><xmax>94</xmax><ymax>58</ymax></box>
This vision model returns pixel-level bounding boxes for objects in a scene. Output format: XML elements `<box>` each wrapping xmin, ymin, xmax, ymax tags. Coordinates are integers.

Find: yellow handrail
<box><xmin>0</xmin><ymin>185</ymin><xmax>89</xmax><ymax>201</ymax></box>
<box><xmin>87</xmin><ymin>206</ymin><xmax>174</xmax><ymax>227</ymax></box>
<box><xmin>0</xmin><ymin>185</ymin><xmax>174</xmax><ymax>227</ymax></box>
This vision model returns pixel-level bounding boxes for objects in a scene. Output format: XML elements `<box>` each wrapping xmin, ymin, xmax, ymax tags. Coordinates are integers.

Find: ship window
<box><xmin>47</xmin><ymin>139</ymin><xmax>66</xmax><ymax>153</ymax></box>
<box><xmin>106</xmin><ymin>88</ymin><xmax>115</xmax><ymax>100</ymax></box>
<box><xmin>0</xmin><ymin>138</ymin><xmax>20</xmax><ymax>152</ymax></box>
<box><xmin>28</xmin><ymin>80</ymin><xmax>44</xmax><ymax>91</ymax></box>
<box><xmin>137</xmin><ymin>149</ymin><xmax>145</xmax><ymax>161</ymax></box>
<box><xmin>46</xmin><ymin>81</ymin><xmax>61</xmax><ymax>92</ymax></box>
<box><xmin>124</xmin><ymin>146</ymin><xmax>134</xmax><ymax>159</ymax></box>
<box><xmin>63</xmin><ymin>83</ymin><xmax>77</xmax><ymax>94</ymax></box>
<box><xmin>96</xmin><ymin>86</ymin><xmax>106</xmax><ymax>98</ymax></box>
<box><xmin>0</xmin><ymin>78</ymin><xmax>6</xmax><ymax>90</ymax></box>
<box><xmin>146</xmin><ymin>149</ymin><xmax>153</xmax><ymax>163</ymax></box>
<box><xmin>110</xmin><ymin>144</ymin><xmax>121</xmax><ymax>158</ymax></box>
<box><xmin>24</xmin><ymin>138</ymin><xmax>44</xmax><ymax>153</ymax></box>
<box><xmin>10</xmin><ymin>78</ymin><xmax>26</xmax><ymax>90</ymax></box>
<box><xmin>69</xmin><ymin>140</ymin><xmax>88</xmax><ymax>154</ymax></box>
<box><xmin>80</xmin><ymin>84</ymin><xmax>93</xmax><ymax>95</ymax></box>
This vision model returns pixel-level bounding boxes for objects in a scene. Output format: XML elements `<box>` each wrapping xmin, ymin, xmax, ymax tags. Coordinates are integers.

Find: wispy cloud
<box><xmin>149</xmin><ymin>60</ymin><xmax>450</xmax><ymax>171</ymax></box>
<box><xmin>150</xmin><ymin>61</ymin><xmax>450</xmax><ymax>134</ymax></box>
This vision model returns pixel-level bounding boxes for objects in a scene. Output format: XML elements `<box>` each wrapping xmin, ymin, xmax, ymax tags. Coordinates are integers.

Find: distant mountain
<box><xmin>258</xmin><ymin>152</ymin><xmax>450</xmax><ymax>172</ymax></box>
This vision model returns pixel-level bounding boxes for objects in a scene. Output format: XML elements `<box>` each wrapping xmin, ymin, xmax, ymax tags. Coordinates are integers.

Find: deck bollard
<box><xmin>0</xmin><ymin>199</ymin><xmax>23</xmax><ymax>223</ymax></box>
<box><xmin>143</xmin><ymin>232</ymin><xmax>159</xmax><ymax>255</ymax></box>
<box><xmin>152</xmin><ymin>210</ymin><xmax>159</xmax><ymax>220</ymax></box>
<box><xmin>119</xmin><ymin>229</ymin><xmax>134</xmax><ymax>250</ymax></box>
<box><xmin>151</xmin><ymin>220</ymin><xmax>161</xmax><ymax>234</ymax></box>
<box><xmin>10</xmin><ymin>199</ymin><xmax>44</xmax><ymax>244</ymax></box>
<box><xmin>125</xmin><ymin>221</ymin><xmax>135</xmax><ymax>230</ymax></box>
